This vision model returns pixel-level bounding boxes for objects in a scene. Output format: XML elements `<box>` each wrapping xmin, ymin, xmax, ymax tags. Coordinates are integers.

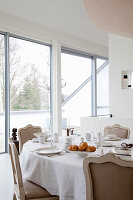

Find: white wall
<box><xmin>109</xmin><ymin>33</ymin><xmax>133</xmax><ymax>118</ymax></box>
<box><xmin>0</xmin><ymin>11</ymin><xmax>108</xmax><ymax>57</ymax></box>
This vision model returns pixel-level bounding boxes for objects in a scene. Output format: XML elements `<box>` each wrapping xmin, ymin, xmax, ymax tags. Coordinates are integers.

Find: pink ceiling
<box><xmin>84</xmin><ymin>0</ymin><xmax>133</xmax><ymax>38</ymax></box>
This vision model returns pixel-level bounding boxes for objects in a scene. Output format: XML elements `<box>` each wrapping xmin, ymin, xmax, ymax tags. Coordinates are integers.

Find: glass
<box><xmin>97</xmin><ymin>59</ymin><xmax>109</xmax><ymax>115</ymax></box>
<box><xmin>62</xmin><ymin>74</ymin><xmax>92</xmax><ymax>127</ymax></box>
<box><xmin>9</xmin><ymin>37</ymin><xmax>51</xmax><ymax>132</ymax></box>
<box><xmin>0</xmin><ymin>34</ymin><xmax>5</xmax><ymax>152</ymax></box>
<box><xmin>61</xmin><ymin>52</ymin><xmax>92</xmax><ymax>131</ymax></box>
<box><xmin>61</xmin><ymin>53</ymin><xmax>91</xmax><ymax>102</ymax></box>
<box><xmin>96</xmin><ymin>58</ymin><xmax>106</xmax><ymax>69</ymax></box>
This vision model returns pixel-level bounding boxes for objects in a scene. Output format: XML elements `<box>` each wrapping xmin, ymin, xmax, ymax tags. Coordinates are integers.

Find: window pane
<box><xmin>61</xmin><ymin>53</ymin><xmax>91</xmax><ymax>102</ymax></box>
<box><xmin>0</xmin><ymin>34</ymin><xmax>5</xmax><ymax>152</ymax></box>
<box><xmin>97</xmin><ymin>60</ymin><xmax>109</xmax><ymax>115</ymax></box>
<box><xmin>61</xmin><ymin>52</ymin><xmax>92</xmax><ymax>128</ymax></box>
<box><xmin>62</xmin><ymin>81</ymin><xmax>91</xmax><ymax>127</ymax></box>
<box><xmin>96</xmin><ymin>58</ymin><xmax>106</xmax><ymax>69</ymax></box>
<box><xmin>9</xmin><ymin>37</ymin><xmax>51</xmax><ymax>132</ymax></box>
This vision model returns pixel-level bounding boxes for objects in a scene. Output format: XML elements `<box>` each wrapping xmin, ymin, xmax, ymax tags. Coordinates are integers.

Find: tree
<box><xmin>0</xmin><ymin>36</ymin><xmax>53</xmax><ymax>112</ymax></box>
<box><xmin>40</xmin><ymin>74</ymin><xmax>67</xmax><ymax>103</ymax></box>
<box><xmin>0</xmin><ymin>37</ymin><xmax>26</xmax><ymax>111</ymax></box>
<box><xmin>12</xmin><ymin>65</ymin><xmax>41</xmax><ymax>110</ymax></box>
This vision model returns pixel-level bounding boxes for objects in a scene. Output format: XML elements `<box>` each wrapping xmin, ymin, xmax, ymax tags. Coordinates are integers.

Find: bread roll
<box><xmin>86</xmin><ymin>146</ymin><xmax>96</xmax><ymax>152</ymax></box>
<box><xmin>79</xmin><ymin>144</ymin><xmax>84</xmax><ymax>151</ymax></box>
<box><xmin>72</xmin><ymin>145</ymin><xmax>79</xmax><ymax>151</ymax></box>
<box><xmin>80</xmin><ymin>142</ymin><xmax>88</xmax><ymax>150</ymax></box>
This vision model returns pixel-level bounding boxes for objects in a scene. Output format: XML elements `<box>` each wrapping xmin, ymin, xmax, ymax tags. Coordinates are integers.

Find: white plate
<box><xmin>102</xmin><ymin>142</ymin><xmax>115</xmax><ymax>147</ymax></box>
<box><xmin>103</xmin><ymin>137</ymin><xmax>121</xmax><ymax>141</ymax></box>
<box><xmin>35</xmin><ymin>147</ymin><xmax>62</xmax><ymax>155</ymax></box>
<box><xmin>112</xmin><ymin>148</ymin><xmax>131</xmax><ymax>156</ymax></box>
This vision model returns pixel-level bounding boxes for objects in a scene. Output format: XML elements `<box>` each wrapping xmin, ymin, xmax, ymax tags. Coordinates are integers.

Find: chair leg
<box><xmin>13</xmin><ymin>193</ymin><xmax>17</xmax><ymax>200</ymax></box>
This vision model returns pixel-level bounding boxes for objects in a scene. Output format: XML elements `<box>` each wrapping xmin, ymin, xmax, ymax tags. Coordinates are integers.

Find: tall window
<box><xmin>61</xmin><ymin>51</ymin><xmax>92</xmax><ymax>127</ymax></box>
<box><xmin>61</xmin><ymin>50</ymin><xmax>109</xmax><ymax>129</ymax></box>
<box><xmin>9</xmin><ymin>37</ymin><xmax>51</xmax><ymax>133</ymax></box>
<box><xmin>0</xmin><ymin>34</ymin><xmax>5</xmax><ymax>153</ymax></box>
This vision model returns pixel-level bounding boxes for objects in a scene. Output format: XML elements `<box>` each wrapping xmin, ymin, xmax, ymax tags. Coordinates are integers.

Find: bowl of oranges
<box><xmin>67</xmin><ymin>142</ymin><xmax>96</xmax><ymax>157</ymax></box>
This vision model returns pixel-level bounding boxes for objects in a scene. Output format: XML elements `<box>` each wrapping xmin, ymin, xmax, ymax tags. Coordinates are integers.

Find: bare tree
<box><xmin>13</xmin><ymin>65</ymin><xmax>41</xmax><ymax>110</ymax></box>
<box><xmin>0</xmin><ymin>37</ymin><xmax>26</xmax><ymax>111</ymax></box>
<box><xmin>0</xmin><ymin>36</ymin><xmax>55</xmax><ymax>111</ymax></box>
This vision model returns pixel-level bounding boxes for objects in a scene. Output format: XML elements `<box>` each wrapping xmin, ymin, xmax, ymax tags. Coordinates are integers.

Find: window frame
<box><xmin>61</xmin><ymin>47</ymin><xmax>109</xmax><ymax>119</ymax></box>
<box><xmin>0</xmin><ymin>31</ymin><xmax>52</xmax><ymax>153</ymax></box>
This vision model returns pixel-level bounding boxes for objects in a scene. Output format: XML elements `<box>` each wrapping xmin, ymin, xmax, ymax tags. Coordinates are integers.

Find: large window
<box><xmin>0</xmin><ymin>34</ymin><xmax>5</xmax><ymax>153</ymax></box>
<box><xmin>0</xmin><ymin>33</ymin><xmax>51</xmax><ymax>153</ymax></box>
<box><xmin>0</xmin><ymin>31</ymin><xmax>109</xmax><ymax>153</ymax></box>
<box><xmin>61</xmin><ymin>50</ymin><xmax>92</xmax><ymax>127</ymax></box>
<box><xmin>61</xmin><ymin>50</ymin><xmax>109</xmax><ymax>128</ymax></box>
<box><xmin>9</xmin><ymin>37</ymin><xmax>51</xmax><ymax>133</ymax></box>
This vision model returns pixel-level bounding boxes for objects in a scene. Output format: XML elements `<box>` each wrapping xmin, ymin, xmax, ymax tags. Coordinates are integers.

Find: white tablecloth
<box><xmin>20</xmin><ymin>139</ymin><xmax>133</xmax><ymax>200</ymax></box>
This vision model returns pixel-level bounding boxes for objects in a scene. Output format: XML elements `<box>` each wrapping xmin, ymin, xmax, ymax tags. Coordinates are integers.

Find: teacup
<box><xmin>65</xmin><ymin>137</ymin><xmax>72</xmax><ymax>144</ymax></box>
<box><xmin>39</xmin><ymin>135</ymin><xmax>45</xmax><ymax>144</ymax></box>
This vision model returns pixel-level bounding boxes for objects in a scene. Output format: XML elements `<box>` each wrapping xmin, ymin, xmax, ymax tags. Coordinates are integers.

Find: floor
<box><xmin>0</xmin><ymin>153</ymin><xmax>14</xmax><ymax>200</ymax></box>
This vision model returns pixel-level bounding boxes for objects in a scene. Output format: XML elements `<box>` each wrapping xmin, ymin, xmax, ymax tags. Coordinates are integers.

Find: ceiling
<box><xmin>0</xmin><ymin>0</ymin><xmax>108</xmax><ymax>47</ymax></box>
<box><xmin>84</xmin><ymin>0</ymin><xmax>133</xmax><ymax>39</ymax></box>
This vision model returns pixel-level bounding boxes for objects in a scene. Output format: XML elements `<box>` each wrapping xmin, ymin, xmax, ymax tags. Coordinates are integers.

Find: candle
<box><xmin>99</xmin><ymin>117</ymin><xmax>101</xmax><ymax>132</ymax></box>
<box><xmin>99</xmin><ymin>117</ymin><xmax>103</xmax><ymax>148</ymax></box>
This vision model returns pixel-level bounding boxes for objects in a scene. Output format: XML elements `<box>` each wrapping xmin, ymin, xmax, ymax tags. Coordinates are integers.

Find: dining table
<box><xmin>20</xmin><ymin>137</ymin><xmax>133</xmax><ymax>200</ymax></box>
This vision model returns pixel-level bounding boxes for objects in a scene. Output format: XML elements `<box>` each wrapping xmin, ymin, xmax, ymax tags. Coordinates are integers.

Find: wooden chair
<box><xmin>83</xmin><ymin>153</ymin><xmax>133</xmax><ymax>200</ymax></box>
<box><xmin>9</xmin><ymin>138</ymin><xmax>59</xmax><ymax>200</ymax></box>
<box><xmin>18</xmin><ymin>124</ymin><xmax>42</xmax><ymax>153</ymax></box>
<box><xmin>104</xmin><ymin>124</ymin><xmax>130</xmax><ymax>139</ymax></box>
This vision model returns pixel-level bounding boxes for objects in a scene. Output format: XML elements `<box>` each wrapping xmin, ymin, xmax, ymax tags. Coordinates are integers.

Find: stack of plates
<box><xmin>112</xmin><ymin>147</ymin><xmax>131</xmax><ymax>156</ymax></box>
<box><xmin>103</xmin><ymin>134</ymin><xmax>121</xmax><ymax>141</ymax></box>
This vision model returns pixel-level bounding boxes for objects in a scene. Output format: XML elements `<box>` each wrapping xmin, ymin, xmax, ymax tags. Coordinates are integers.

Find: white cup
<box><xmin>96</xmin><ymin>132</ymin><xmax>103</xmax><ymax>147</ymax></box>
<box><xmin>53</xmin><ymin>133</ymin><xmax>59</xmax><ymax>143</ymax></box>
<box><xmin>64</xmin><ymin>137</ymin><xmax>72</xmax><ymax>151</ymax></box>
<box><xmin>65</xmin><ymin>137</ymin><xmax>72</xmax><ymax>145</ymax></box>
<box><xmin>85</xmin><ymin>133</ymin><xmax>91</xmax><ymax>141</ymax></box>
<box><xmin>39</xmin><ymin>136</ymin><xmax>45</xmax><ymax>144</ymax></box>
